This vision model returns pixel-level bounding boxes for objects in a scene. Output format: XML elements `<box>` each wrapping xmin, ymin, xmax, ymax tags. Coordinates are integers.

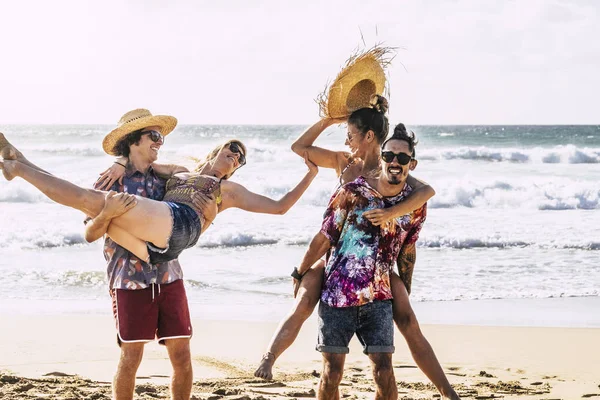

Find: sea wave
<box><xmin>6</xmin><ymin>270</ymin><xmax>107</xmax><ymax>288</ymax></box>
<box><xmin>4</xmin><ymin>228</ymin><xmax>597</xmax><ymax>251</ymax></box>
<box><xmin>198</xmin><ymin>232</ymin><xmax>279</xmax><ymax>248</ymax></box>
<box><xmin>419</xmin><ymin>145</ymin><xmax>600</xmax><ymax>164</ymax></box>
<box><xmin>36</xmin><ymin>147</ymin><xmax>106</xmax><ymax>157</ymax></box>
<box><xmin>429</xmin><ymin>181</ymin><xmax>599</xmax><ymax>210</ymax></box>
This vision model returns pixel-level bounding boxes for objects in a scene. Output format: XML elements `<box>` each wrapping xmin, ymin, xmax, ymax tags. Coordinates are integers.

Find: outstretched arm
<box><xmin>223</xmin><ymin>154</ymin><xmax>318</xmax><ymax>215</ymax></box>
<box><xmin>363</xmin><ymin>176</ymin><xmax>434</xmax><ymax>226</ymax></box>
<box><xmin>291</xmin><ymin>118</ymin><xmax>348</xmax><ymax>173</ymax></box>
<box><xmin>95</xmin><ymin>157</ymin><xmax>190</xmax><ymax>190</ymax></box>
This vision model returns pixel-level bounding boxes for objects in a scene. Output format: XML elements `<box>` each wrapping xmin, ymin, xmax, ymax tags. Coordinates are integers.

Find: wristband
<box><xmin>114</xmin><ymin>161</ymin><xmax>127</xmax><ymax>168</ymax></box>
<box><xmin>291</xmin><ymin>267</ymin><xmax>305</xmax><ymax>281</ymax></box>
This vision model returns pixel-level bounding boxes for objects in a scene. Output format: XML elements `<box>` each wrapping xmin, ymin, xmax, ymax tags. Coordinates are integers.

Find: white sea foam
<box><xmin>419</xmin><ymin>145</ymin><xmax>600</xmax><ymax>164</ymax></box>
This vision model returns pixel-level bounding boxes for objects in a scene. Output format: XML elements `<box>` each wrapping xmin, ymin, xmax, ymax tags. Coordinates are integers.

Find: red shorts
<box><xmin>110</xmin><ymin>279</ymin><xmax>192</xmax><ymax>346</ymax></box>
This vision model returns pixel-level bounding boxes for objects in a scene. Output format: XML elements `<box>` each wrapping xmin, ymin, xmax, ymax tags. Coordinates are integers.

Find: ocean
<box><xmin>1</xmin><ymin>124</ymin><xmax>599</xmax><ymax>326</ymax></box>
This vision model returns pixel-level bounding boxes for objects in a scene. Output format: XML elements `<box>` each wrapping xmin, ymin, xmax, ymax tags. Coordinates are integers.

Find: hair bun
<box><xmin>393</xmin><ymin>123</ymin><xmax>408</xmax><ymax>136</ymax></box>
<box><xmin>369</xmin><ymin>94</ymin><xmax>389</xmax><ymax>115</ymax></box>
<box><xmin>392</xmin><ymin>122</ymin><xmax>418</xmax><ymax>146</ymax></box>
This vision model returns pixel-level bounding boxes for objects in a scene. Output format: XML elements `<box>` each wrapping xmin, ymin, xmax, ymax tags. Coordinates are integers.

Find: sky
<box><xmin>0</xmin><ymin>0</ymin><xmax>598</xmax><ymax>125</ymax></box>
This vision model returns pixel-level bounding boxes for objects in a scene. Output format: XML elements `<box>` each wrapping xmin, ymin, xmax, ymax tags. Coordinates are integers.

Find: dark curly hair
<box><xmin>112</xmin><ymin>129</ymin><xmax>145</xmax><ymax>157</ymax></box>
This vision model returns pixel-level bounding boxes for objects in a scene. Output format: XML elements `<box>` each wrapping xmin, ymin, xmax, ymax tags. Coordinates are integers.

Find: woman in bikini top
<box><xmin>0</xmin><ymin>136</ymin><xmax>318</xmax><ymax>265</ymax></box>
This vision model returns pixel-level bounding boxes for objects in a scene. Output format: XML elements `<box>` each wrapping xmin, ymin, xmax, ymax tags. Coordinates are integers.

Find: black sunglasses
<box><xmin>143</xmin><ymin>130</ymin><xmax>164</xmax><ymax>144</ymax></box>
<box><xmin>228</xmin><ymin>142</ymin><xmax>246</xmax><ymax>166</ymax></box>
<box><xmin>381</xmin><ymin>151</ymin><xmax>412</xmax><ymax>165</ymax></box>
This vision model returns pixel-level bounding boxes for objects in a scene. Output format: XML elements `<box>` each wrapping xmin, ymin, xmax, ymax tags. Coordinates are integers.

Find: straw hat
<box><xmin>102</xmin><ymin>109</ymin><xmax>178</xmax><ymax>155</ymax></box>
<box><xmin>318</xmin><ymin>46</ymin><xmax>394</xmax><ymax>119</ymax></box>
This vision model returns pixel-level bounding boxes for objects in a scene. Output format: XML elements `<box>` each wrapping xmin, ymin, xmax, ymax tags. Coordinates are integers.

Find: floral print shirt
<box><xmin>320</xmin><ymin>176</ymin><xmax>427</xmax><ymax>308</ymax></box>
<box><xmin>96</xmin><ymin>167</ymin><xmax>184</xmax><ymax>290</ymax></box>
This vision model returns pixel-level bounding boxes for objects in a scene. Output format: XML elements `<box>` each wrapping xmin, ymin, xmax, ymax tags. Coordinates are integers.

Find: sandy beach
<box><xmin>1</xmin><ymin>312</ymin><xmax>599</xmax><ymax>399</ymax></box>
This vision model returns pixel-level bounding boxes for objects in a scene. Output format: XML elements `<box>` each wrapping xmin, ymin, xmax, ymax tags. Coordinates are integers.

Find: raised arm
<box><xmin>222</xmin><ymin>155</ymin><xmax>318</xmax><ymax>215</ymax></box>
<box><xmin>291</xmin><ymin>118</ymin><xmax>348</xmax><ymax>174</ymax></box>
<box><xmin>363</xmin><ymin>175</ymin><xmax>435</xmax><ymax>226</ymax></box>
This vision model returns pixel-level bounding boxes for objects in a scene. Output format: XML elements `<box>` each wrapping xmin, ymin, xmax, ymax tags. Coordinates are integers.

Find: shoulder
<box><xmin>220</xmin><ymin>179</ymin><xmax>242</xmax><ymax>192</ymax></box>
<box><xmin>336</xmin><ymin>152</ymin><xmax>353</xmax><ymax>173</ymax></box>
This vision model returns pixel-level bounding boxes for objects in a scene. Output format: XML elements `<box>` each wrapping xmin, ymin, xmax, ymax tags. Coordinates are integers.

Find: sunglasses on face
<box><xmin>228</xmin><ymin>142</ymin><xmax>246</xmax><ymax>166</ymax></box>
<box><xmin>143</xmin><ymin>130</ymin><xmax>164</xmax><ymax>144</ymax></box>
<box><xmin>381</xmin><ymin>151</ymin><xmax>412</xmax><ymax>165</ymax></box>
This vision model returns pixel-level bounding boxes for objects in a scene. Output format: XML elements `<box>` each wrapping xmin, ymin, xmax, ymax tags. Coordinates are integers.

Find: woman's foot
<box><xmin>0</xmin><ymin>159</ymin><xmax>18</xmax><ymax>181</ymax></box>
<box><xmin>0</xmin><ymin>133</ymin><xmax>19</xmax><ymax>160</ymax></box>
<box><xmin>254</xmin><ymin>352</ymin><xmax>276</xmax><ymax>380</ymax></box>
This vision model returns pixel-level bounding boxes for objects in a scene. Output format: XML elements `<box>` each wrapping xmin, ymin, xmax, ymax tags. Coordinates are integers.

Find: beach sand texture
<box><xmin>1</xmin><ymin>315</ymin><xmax>599</xmax><ymax>399</ymax></box>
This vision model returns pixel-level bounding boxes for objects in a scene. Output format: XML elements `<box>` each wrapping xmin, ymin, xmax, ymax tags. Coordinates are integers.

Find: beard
<box><xmin>387</xmin><ymin>175</ymin><xmax>403</xmax><ymax>185</ymax></box>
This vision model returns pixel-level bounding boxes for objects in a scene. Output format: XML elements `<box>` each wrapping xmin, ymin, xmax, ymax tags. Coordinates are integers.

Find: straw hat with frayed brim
<box><xmin>317</xmin><ymin>45</ymin><xmax>395</xmax><ymax>119</ymax></box>
<box><xmin>102</xmin><ymin>109</ymin><xmax>178</xmax><ymax>155</ymax></box>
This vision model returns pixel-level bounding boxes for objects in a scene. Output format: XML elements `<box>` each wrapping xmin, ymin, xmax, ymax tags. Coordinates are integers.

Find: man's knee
<box><xmin>166</xmin><ymin>339</ymin><xmax>192</xmax><ymax>370</ymax></box>
<box><xmin>119</xmin><ymin>343</ymin><xmax>144</xmax><ymax>370</ymax></box>
<box><xmin>322</xmin><ymin>356</ymin><xmax>344</xmax><ymax>386</ymax></box>
<box><xmin>370</xmin><ymin>354</ymin><xmax>396</xmax><ymax>396</ymax></box>
<box><xmin>372</xmin><ymin>357</ymin><xmax>394</xmax><ymax>381</ymax></box>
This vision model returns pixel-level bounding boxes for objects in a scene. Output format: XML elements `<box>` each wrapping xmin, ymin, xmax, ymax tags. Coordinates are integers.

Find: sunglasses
<box><xmin>381</xmin><ymin>151</ymin><xmax>412</xmax><ymax>165</ymax></box>
<box><xmin>228</xmin><ymin>142</ymin><xmax>246</xmax><ymax>166</ymax></box>
<box><xmin>143</xmin><ymin>130</ymin><xmax>165</xmax><ymax>144</ymax></box>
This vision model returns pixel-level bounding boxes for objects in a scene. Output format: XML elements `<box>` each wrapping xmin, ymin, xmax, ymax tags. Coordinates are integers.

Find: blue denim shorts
<box><xmin>317</xmin><ymin>300</ymin><xmax>394</xmax><ymax>354</ymax></box>
<box><xmin>147</xmin><ymin>202</ymin><xmax>201</xmax><ymax>264</ymax></box>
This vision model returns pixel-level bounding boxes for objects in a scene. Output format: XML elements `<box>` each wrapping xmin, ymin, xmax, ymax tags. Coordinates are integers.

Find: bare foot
<box><xmin>0</xmin><ymin>159</ymin><xmax>18</xmax><ymax>180</ymax></box>
<box><xmin>0</xmin><ymin>133</ymin><xmax>19</xmax><ymax>160</ymax></box>
<box><xmin>254</xmin><ymin>352</ymin><xmax>275</xmax><ymax>380</ymax></box>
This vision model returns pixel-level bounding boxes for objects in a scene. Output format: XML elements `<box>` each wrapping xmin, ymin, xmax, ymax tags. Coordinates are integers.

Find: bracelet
<box><xmin>291</xmin><ymin>267</ymin><xmax>305</xmax><ymax>281</ymax></box>
<box><xmin>114</xmin><ymin>161</ymin><xmax>127</xmax><ymax>168</ymax></box>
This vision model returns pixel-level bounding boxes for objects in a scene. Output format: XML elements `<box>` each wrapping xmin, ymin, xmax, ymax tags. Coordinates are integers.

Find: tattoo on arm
<box><xmin>396</xmin><ymin>243</ymin><xmax>417</xmax><ymax>294</ymax></box>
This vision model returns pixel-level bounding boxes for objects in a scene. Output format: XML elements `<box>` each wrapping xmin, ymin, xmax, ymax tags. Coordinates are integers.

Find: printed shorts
<box><xmin>317</xmin><ymin>300</ymin><xmax>394</xmax><ymax>354</ymax></box>
<box><xmin>110</xmin><ymin>279</ymin><xmax>192</xmax><ymax>346</ymax></box>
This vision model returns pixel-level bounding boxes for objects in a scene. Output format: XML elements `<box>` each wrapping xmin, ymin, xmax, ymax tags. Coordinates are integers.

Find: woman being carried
<box><xmin>0</xmin><ymin>128</ymin><xmax>317</xmax><ymax>264</ymax></box>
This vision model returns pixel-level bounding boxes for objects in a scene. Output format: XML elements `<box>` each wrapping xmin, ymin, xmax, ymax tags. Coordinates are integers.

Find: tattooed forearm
<box><xmin>396</xmin><ymin>243</ymin><xmax>417</xmax><ymax>294</ymax></box>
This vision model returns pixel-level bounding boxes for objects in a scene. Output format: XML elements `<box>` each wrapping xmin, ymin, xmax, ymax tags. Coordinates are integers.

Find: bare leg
<box><xmin>254</xmin><ymin>259</ymin><xmax>324</xmax><ymax>380</ymax></box>
<box><xmin>0</xmin><ymin>133</ymin><xmax>51</xmax><ymax>174</ymax></box>
<box><xmin>0</xmin><ymin>160</ymin><xmax>172</xmax><ymax>248</ymax></box>
<box><xmin>391</xmin><ymin>274</ymin><xmax>460</xmax><ymax>400</ymax></box>
<box><xmin>107</xmin><ymin>225</ymin><xmax>150</xmax><ymax>262</ymax></box>
<box><xmin>165</xmin><ymin>338</ymin><xmax>193</xmax><ymax>400</ymax></box>
<box><xmin>113</xmin><ymin>342</ymin><xmax>144</xmax><ymax>400</ymax></box>
<box><xmin>318</xmin><ymin>353</ymin><xmax>345</xmax><ymax>400</ymax></box>
<box><xmin>367</xmin><ymin>353</ymin><xmax>397</xmax><ymax>400</ymax></box>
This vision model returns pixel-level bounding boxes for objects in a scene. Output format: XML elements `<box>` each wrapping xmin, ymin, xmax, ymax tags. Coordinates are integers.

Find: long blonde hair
<box><xmin>193</xmin><ymin>139</ymin><xmax>247</xmax><ymax>179</ymax></box>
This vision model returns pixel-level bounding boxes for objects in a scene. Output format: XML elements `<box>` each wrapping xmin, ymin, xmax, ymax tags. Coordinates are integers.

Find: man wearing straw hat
<box><xmin>85</xmin><ymin>109</ymin><xmax>216</xmax><ymax>400</ymax></box>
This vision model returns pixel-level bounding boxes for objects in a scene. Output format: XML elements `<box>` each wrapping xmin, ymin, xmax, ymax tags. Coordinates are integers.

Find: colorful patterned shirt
<box><xmin>96</xmin><ymin>167</ymin><xmax>184</xmax><ymax>290</ymax></box>
<box><xmin>320</xmin><ymin>176</ymin><xmax>427</xmax><ymax>308</ymax></box>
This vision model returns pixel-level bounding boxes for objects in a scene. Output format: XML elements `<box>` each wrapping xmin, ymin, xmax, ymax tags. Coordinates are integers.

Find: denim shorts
<box><xmin>317</xmin><ymin>300</ymin><xmax>394</xmax><ymax>354</ymax></box>
<box><xmin>147</xmin><ymin>202</ymin><xmax>201</xmax><ymax>264</ymax></box>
